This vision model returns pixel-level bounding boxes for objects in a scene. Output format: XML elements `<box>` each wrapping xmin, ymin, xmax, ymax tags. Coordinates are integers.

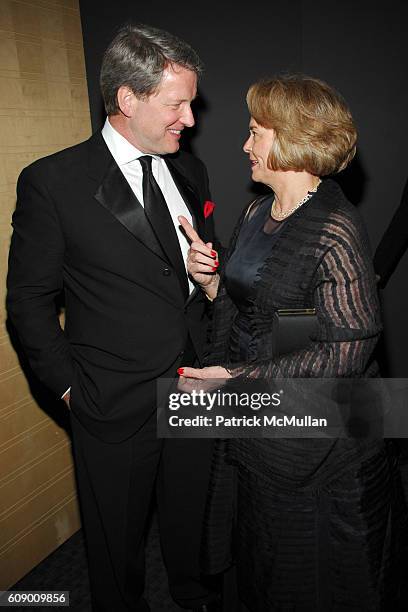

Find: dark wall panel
<box><xmin>302</xmin><ymin>0</ymin><xmax>408</xmax><ymax>374</ymax></box>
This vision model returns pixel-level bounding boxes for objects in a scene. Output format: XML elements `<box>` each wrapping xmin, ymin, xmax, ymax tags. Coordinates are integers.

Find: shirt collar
<box><xmin>101</xmin><ymin>117</ymin><xmax>161</xmax><ymax>167</ymax></box>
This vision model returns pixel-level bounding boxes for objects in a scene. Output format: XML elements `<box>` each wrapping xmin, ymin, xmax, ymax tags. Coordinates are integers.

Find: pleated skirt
<box><xmin>203</xmin><ymin>440</ymin><xmax>408</xmax><ymax>611</ymax></box>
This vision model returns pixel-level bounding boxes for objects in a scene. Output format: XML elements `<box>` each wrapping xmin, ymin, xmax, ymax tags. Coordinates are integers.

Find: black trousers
<box><xmin>70</xmin><ymin>405</ymin><xmax>215</xmax><ymax>612</ymax></box>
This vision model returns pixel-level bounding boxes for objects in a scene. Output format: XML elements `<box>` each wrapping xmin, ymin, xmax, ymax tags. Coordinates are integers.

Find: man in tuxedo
<box><xmin>7</xmin><ymin>24</ymin><xmax>220</xmax><ymax>612</ymax></box>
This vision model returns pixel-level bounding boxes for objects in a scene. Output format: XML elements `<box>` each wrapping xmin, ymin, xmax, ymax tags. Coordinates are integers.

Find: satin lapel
<box><xmin>164</xmin><ymin>158</ymin><xmax>206</xmax><ymax>306</ymax></box>
<box><xmin>164</xmin><ymin>158</ymin><xmax>205</xmax><ymax>238</ymax></box>
<box><xmin>94</xmin><ymin>158</ymin><xmax>167</xmax><ymax>263</ymax></box>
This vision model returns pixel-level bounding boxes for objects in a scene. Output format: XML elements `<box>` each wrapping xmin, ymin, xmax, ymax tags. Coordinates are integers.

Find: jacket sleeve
<box><xmin>6</xmin><ymin>166</ymin><xmax>74</xmax><ymax>396</ymax></box>
<box><xmin>226</xmin><ymin>210</ymin><xmax>382</xmax><ymax>379</ymax></box>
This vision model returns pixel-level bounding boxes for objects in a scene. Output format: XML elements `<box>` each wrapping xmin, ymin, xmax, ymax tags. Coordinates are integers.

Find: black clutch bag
<box><xmin>271</xmin><ymin>308</ymin><xmax>318</xmax><ymax>357</ymax></box>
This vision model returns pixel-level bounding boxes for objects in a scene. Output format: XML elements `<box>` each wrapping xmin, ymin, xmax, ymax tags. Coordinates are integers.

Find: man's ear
<box><xmin>116</xmin><ymin>86</ymin><xmax>136</xmax><ymax>118</ymax></box>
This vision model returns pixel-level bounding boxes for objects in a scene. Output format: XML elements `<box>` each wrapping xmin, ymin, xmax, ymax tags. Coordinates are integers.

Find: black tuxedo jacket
<box><xmin>7</xmin><ymin>132</ymin><xmax>216</xmax><ymax>441</ymax></box>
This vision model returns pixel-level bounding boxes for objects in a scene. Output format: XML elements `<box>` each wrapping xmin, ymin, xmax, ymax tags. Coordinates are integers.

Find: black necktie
<box><xmin>138</xmin><ymin>155</ymin><xmax>189</xmax><ymax>299</ymax></box>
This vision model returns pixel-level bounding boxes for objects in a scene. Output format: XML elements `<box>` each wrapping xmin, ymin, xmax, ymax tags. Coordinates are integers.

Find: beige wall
<box><xmin>0</xmin><ymin>0</ymin><xmax>91</xmax><ymax>588</ymax></box>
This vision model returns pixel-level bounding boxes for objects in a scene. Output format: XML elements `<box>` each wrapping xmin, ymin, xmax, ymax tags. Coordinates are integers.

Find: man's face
<box><xmin>129</xmin><ymin>64</ymin><xmax>197</xmax><ymax>154</ymax></box>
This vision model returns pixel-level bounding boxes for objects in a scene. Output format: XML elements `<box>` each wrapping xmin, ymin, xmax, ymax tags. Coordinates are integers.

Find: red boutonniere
<box><xmin>204</xmin><ymin>200</ymin><xmax>216</xmax><ymax>218</ymax></box>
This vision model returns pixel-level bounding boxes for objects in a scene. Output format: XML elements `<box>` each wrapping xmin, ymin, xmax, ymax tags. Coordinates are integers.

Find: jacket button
<box><xmin>163</xmin><ymin>267</ymin><xmax>171</xmax><ymax>276</ymax></box>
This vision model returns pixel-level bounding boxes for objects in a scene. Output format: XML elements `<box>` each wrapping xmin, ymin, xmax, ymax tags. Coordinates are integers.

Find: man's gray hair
<box><xmin>100</xmin><ymin>23</ymin><xmax>203</xmax><ymax>115</ymax></box>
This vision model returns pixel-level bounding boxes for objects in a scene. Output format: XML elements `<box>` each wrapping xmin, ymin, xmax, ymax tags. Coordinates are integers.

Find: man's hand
<box><xmin>178</xmin><ymin>215</ymin><xmax>220</xmax><ymax>299</ymax></box>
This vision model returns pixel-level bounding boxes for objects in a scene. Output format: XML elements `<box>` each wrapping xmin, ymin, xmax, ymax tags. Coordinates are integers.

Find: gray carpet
<box><xmin>11</xmin><ymin>513</ymin><xmax>183</xmax><ymax>612</ymax></box>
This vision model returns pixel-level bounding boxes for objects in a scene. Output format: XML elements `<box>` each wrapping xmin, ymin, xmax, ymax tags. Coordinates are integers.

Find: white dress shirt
<box><xmin>101</xmin><ymin>117</ymin><xmax>194</xmax><ymax>293</ymax></box>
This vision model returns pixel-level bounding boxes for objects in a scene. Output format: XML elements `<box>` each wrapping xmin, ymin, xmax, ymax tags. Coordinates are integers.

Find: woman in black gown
<box><xmin>178</xmin><ymin>75</ymin><xmax>407</xmax><ymax>611</ymax></box>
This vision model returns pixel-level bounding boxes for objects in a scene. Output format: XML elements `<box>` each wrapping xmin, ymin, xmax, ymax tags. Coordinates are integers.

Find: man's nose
<box><xmin>181</xmin><ymin>105</ymin><xmax>195</xmax><ymax>128</ymax></box>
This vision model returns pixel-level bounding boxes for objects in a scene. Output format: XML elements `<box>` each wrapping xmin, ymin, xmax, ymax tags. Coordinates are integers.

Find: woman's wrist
<box><xmin>201</xmin><ymin>273</ymin><xmax>219</xmax><ymax>300</ymax></box>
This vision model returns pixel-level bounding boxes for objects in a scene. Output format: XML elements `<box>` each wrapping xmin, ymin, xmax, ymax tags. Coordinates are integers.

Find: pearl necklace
<box><xmin>271</xmin><ymin>179</ymin><xmax>322</xmax><ymax>221</ymax></box>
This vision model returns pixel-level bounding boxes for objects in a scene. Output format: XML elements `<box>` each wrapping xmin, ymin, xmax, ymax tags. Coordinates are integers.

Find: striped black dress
<box><xmin>203</xmin><ymin>179</ymin><xmax>408</xmax><ymax>611</ymax></box>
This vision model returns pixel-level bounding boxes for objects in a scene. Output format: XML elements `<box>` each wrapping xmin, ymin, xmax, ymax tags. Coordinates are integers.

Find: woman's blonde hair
<box><xmin>246</xmin><ymin>75</ymin><xmax>357</xmax><ymax>175</ymax></box>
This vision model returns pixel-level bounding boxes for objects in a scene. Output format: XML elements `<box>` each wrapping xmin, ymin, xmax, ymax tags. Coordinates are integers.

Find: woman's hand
<box><xmin>178</xmin><ymin>215</ymin><xmax>220</xmax><ymax>300</ymax></box>
<box><xmin>177</xmin><ymin>365</ymin><xmax>232</xmax><ymax>393</ymax></box>
<box><xmin>179</xmin><ymin>365</ymin><xmax>231</xmax><ymax>379</ymax></box>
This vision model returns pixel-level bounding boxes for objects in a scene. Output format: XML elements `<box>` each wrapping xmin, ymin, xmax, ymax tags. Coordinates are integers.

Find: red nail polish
<box><xmin>214</xmin><ymin>261</ymin><xmax>219</xmax><ymax>267</ymax></box>
<box><xmin>177</xmin><ymin>367</ymin><xmax>184</xmax><ymax>375</ymax></box>
<box><xmin>212</xmin><ymin>266</ymin><xmax>218</xmax><ymax>271</ymax></box>
<box><xmin>211</xmin><ymin>250</ymin><xmax>217</xmax><ymax>258</ymax></box>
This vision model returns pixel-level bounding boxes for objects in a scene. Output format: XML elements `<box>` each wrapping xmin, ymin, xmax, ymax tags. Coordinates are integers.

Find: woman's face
<box><xmin>243</xmin><ymin>118</ymin><xmax>275</xmax><ymax>184</ymax></box>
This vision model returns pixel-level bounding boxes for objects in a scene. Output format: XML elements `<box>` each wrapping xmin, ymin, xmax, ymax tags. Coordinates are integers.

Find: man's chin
<box><xmin>154</xmin><ymin>141</ymin><xmax>180</xmax><ymax>156</ymax></box>
<box><xmin>167</xmin><ymin>142</ymin><xmax>181</xmax><ymax>154</ymax></box>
